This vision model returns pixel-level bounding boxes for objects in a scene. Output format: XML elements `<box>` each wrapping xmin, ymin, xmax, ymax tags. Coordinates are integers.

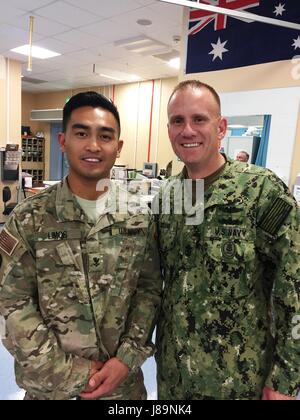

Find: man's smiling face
<box><xmin>168</xmin><ymin>86</ymin><xmax>227</xmax><ymax>170</ymax></box>
<box><xmin>58</xmin><ymin>106</ymin><xmax>123</xmax><ymax>184</ymax></box>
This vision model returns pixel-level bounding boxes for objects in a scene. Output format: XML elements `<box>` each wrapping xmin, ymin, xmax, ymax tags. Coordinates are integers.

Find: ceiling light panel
<box><xmin>11</xmin><ymin>44</ymin><xmax>61</xmax><ymax>59</ymax></box>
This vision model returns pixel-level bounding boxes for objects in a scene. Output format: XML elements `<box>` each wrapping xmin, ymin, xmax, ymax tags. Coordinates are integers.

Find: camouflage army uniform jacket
<box><xmin>156</xmin><ymin>158</ymin><xmax>300</xmax><ymax>400</ymax></box>
<box><xmin>0</xmin><ymin>178</ymin><xmax>161</xmax><ymax>400</ymax></box>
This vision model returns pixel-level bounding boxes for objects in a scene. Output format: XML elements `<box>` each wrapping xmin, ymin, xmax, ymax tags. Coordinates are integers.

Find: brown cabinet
<box><xmin>22</xmin><ymin>136</ymin><xmax>45</xmax><ymax>185</ymax></box>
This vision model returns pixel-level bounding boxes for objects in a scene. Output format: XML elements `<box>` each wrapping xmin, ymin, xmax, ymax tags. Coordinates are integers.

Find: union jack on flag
<box><xmin>186</xmin><ymin>0</ymin><xmax>300</xmax><ymax>73</ymax></box>
<box><xmin>189</xmin><ymin>0</ymin><xmax>260</xmax><ymax>35</ymax></box>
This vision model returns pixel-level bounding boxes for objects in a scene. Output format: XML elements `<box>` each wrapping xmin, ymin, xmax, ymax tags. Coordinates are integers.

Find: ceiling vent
<box><xmin>153</xmin><ymin>49</ymin><xmax>180</xmax><ymax>62</ymax></box>
<box><xmin>31</xmin><ymin>109</ymin><xmax>63</xmax><ymax>121</ymax></box>
<box><xmin>114</xmin><ymin>35</ymin><xmax>171</xmax><ymax>56</ymax></box>
<box><xmin>22</xmin><ymin>76</ymin><xmax>48</xmax><ymax>84</ymax></box>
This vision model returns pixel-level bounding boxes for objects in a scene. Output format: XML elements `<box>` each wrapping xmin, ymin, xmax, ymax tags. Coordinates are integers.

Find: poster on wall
<box><xmin>186</xmin><ymin>0</ymin><xmax>300</xmax><ymax>74</ymax></box>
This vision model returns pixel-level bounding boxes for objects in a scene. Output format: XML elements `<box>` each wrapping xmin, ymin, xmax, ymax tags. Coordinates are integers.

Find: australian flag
<box><xmin>186</xmin><ymin>0</ymin><xmax>300</xmax><ymax>73</ymax></box>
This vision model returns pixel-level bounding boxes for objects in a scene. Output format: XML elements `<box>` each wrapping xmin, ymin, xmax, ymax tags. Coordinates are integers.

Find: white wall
<box><xmin>220</xmin><ymin>87</ymin><xmax>300</xmax><ymax>185</ymax></box>
<box><xmin>26</xmin><ymin>78</ymin><xmax>179</xmax><ymax>176</ymax></box>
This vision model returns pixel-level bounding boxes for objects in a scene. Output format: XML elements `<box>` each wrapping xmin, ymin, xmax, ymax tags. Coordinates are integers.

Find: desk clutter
<box><xmin>0</xmin><ymin>144</ymin><xmax>21</xmax><ymax>182</ymax></box>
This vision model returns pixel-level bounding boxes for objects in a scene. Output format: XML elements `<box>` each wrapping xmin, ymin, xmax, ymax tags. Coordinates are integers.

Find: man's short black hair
<box><xmin>63</xmin><ymin>91</ymin><xmax>121</xmax><ymax>136</ymax></box>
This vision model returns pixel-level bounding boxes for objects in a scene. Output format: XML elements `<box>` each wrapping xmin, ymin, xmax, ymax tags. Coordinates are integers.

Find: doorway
<box><xmin>50</xmin><ymin>123</ymin><xmax>68</xmax><ymax>180</ymax></box>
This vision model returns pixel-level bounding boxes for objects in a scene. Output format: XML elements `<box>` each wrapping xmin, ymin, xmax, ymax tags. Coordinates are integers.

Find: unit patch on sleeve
<box><xmin>258</xmin><ymin>197</ymin><xmax>293</xmax><ymax>237</ymax></box>
<box><xmin>0</xmin><ymin>229</ymin><xmax>19</xmax><ymax>256</ymax></box>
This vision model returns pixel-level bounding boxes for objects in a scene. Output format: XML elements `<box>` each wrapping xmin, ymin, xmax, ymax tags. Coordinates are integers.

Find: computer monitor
<box><xmin>142</xmin><ymin>162</ymin><xmax>157</xmax><ymax>178</ymax></box>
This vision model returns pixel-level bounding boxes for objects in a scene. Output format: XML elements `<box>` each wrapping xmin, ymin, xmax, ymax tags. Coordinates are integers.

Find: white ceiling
<box><xmin>1</xmin><ymin>0</ymin><xmax>184</xmax><ymax>92</ymax></box>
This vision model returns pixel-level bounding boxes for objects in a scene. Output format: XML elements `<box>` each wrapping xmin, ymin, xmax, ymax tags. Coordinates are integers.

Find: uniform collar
<box><xmin>56</xmin><ymin>177</ymin><xmax>86</xmax><ymax>223</ymax></box>
<box><xmin>179</xmin><ymin>153</ymin><xmax>229</xmax><ymax>180</ymax></box>
<box><xmin>204</xmin><ymin>158</ymin><xmax>243</xmax><ymax>209</ymax></box>
<box><xmin>55</xmin><ymin>177</ymin><xmax>140</xmax><ymax>229</ymax></box>
<box><xmin>176</xmin><ymin>155</ymin><xmax>249</xmax><ymax>209</ymax></box>
<box><xmin>204</xmin><ymin>156</ymin><xmax>257</xmax><ymax>208</ymax></box>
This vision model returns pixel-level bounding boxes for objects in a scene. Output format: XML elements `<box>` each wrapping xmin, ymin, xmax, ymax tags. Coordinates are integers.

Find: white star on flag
<box><xmin>274</xmin><ymin>3</ymin><xmax>286</xmax><ymax>16</ymax></box>
<box><xmin>209</xmin><ymin>38</ymin><xmax>229</xmax><ymax>61</ymax></box>
<box><xmin>292</xmin><ymin>36</ymin><xmax>300</xmax><ymax>50</ymax></box>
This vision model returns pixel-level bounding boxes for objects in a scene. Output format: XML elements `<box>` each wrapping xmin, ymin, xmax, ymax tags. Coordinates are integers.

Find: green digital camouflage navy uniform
<box><xmin>156</xmin><ymin>157</ymin><xmax>300</xmax><ymax>400</ymax></box>
<box><xmin>0</xmin><ymin>178</ymin><xmax>161</xmax><ymax>400</ymax></box>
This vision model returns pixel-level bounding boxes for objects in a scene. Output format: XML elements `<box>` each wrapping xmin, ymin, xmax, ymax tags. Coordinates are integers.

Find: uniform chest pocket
<box><xmin>98</xmin><ymin>230</ymin><xmax>146</xmax><ymax>298</ymax></box>
<box><xmin>204</xmin><ymin>237</ymin><xmax>256</xmax><ymax>298</ymax></box>
<box><xmin>98</xmin><ymin>231</ymin><xmax>145</xmax><ymax>270</ymax></box>
<box><xmin>36</xmin><ymin>240</ymin><xmax>89</xmax><ymax>310</ymax></box>
<box><xmin>36</xmin><ymin>240</ymin><xmax>80</xmax><ymax>274</ymax></box>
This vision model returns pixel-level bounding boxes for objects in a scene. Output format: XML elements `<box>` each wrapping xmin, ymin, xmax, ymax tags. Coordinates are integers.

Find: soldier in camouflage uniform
<box><xmin>0</xmin><ymin>91</ymin><xmax>161</xmax><ymax>400</ymax></box>
<box><xmin>156</xmin><ymin>80</ymin><xmax>300</xmax><ymax>400</ymax></box>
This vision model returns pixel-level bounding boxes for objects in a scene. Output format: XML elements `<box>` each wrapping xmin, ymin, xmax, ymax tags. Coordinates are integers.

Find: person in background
<box><xmin>0</xmin><ymin>91</ymin><xmax>161</xmax><ymax>400</ymax></box>
<box><xmin>156</xmin><ymin>80</ymin><xmax>300</xmax><ymax>400</ymax></box>
<box><xmin>236</xmin><ymin>150</ymin><xmax>250</xmax><ymax>163</ymax></box>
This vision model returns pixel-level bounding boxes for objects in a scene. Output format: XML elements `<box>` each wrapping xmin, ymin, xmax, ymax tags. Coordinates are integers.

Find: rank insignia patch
<box><xmin>222</xmin><ymin>240</ymin><xmax>236</xmax><ymax>259</ymax></box>
<box><xmin>258</xmin><ymin>197</ymin><xmax>293</xmax><ymax>237</ymax></box>
<box><xmin>0</xmin><ymin>229</ymin><xmax>19</xmax><ymax>256</ymax></box>
<box><xmin>93</xmin><ymin>257</ymin><xmax>100</xmax><ymax>267</ymax></box>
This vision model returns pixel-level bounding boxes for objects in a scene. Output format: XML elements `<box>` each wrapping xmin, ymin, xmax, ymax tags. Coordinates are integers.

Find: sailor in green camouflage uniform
<box><xmin>0</xmin><ymin>92</ymin><xmax>161</xmax><ymax>400</ymax></box>
<box><xmin>156</xmin><ymin>80</ymin><xmax>300</xmax><ymax>400</ymax></box>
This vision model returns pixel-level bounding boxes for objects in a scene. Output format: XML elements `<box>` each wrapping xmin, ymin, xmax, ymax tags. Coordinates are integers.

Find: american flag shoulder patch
<box><xmin>0</xmin><ymin>229</ymin><xmax>19</xmax><ymax>256</ymax></box>
<box><xmin>258</xmin><ymin>198</ymin><xmax>293</xmax><ymax>237</ymax></box>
